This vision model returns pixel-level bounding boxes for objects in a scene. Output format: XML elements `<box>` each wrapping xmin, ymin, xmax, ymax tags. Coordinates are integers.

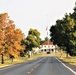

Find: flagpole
<box><xmin>46</xmin><ymin>15</ymin><xmax>49</xmax><ymax>50</ymax></box>
<box><xmin>47</xmin><ymin>15</ymin><xmax>49</xmax><ymax>46</ymax></box>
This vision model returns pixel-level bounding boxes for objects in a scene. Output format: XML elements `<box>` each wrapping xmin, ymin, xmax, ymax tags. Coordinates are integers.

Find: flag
<box><xmin>46</xmin><ymin>26</ymin><xmax>48</xmax><ymax>31</ymax></box>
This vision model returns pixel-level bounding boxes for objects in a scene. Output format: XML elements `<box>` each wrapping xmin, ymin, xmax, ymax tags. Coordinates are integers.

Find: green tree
<box><xmin>44</xmin><ymin>37</ymin><xmax>50</xmax><ymax>42</ymax></box>
<box><xmin>69</xmin><ymin>5</ymin><xmax>76</xmax><ymax>55</ymax></box>
<box><xmin>40</xmin><ymin>38</ymin><xmax>45</xmax><ymax>45</ymax></box>
<box><xmin>62</xmin><ymin>15</ymin><xmax>75</xmax><ymax>56</ymax></box>
<box><xmin>50</xmin><ymin>13</ymin><xmax>76</xmax><ymax>56</ymax></box>
<box><xmin>25</xmin><ymin>28</ymin><xmax>40</xmax><ymax>57</ymax></box>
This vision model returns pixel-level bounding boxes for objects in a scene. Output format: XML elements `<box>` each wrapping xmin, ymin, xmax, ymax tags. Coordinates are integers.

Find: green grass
<box><xmin>0</xmin><ymin>53</ymin><xmax>43</xmax><ymax>68</ymax></box>
<box><xmin>55</xmin><ymin>52</ymin><xmax>76</xmax><ymax>66</ymax></box>
<box><xmin>0</xmin><ymin>57</ymin><xmax>28</xmax><ymax>68</ymax></box>
<box><xmin>40</xmin><ymin>52</ymin><xmax>76</xmax><ymax>66</ymax></box>
<box><xmin>60</xmin><ymin>56</ymin><xmax>76</xmax><ymax>66</ymax></box>
<box><xmin>0</xmin><ymin>52</ymin><xmax>76</xmax><ymax>68</ymax></box>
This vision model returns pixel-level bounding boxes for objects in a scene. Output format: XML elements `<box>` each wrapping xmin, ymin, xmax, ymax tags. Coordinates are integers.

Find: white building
<box><xmin>40</xmin><ymin>42</ymin><xmax>56</xmax><ymax>54</ymax></box>
<box><xmin>32</xmin><ymin>47</ymin><xmax>40</xmax><ymax>53</ymax></box>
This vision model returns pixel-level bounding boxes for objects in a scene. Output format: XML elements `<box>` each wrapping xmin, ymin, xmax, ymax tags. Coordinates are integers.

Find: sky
<box><xmin>0</xmin><ymin>0</ymin><xmax>76</xmax><ymax>40</ymax></box>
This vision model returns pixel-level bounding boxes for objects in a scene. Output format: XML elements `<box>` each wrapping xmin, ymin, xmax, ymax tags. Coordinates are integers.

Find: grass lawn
<box><xmin>40</xmin><ymin>52</ymin><xmax>76</xmax><ymax>66</ymax></box>
<box><xmin>0</xmin><ymin>52</ymin><xmax>76</xmax><ymax>68</ymax></box>
<box><xmin>0</xmin><ymin>57</ymin><xmax>28</xmax><ymax>68</ymax></box>
<box><xmin>54</xmin><ymin>52</ymin><xmax>76</xmax><ymax>66</ymax></box>
<box><xmin>0</xmin><ymin>53</ymin><xmax>43</xmax><ymax>68</ymax></box>
<box><xmin>59</xmin><ymin>56</ymin><xmax>76</xmax><ymax>66</ymax></box>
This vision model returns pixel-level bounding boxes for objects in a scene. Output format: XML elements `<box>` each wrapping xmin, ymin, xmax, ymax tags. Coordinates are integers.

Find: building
<box><xmin>40</xmin><ymin>42</ymin><xmax>56</xmax><ymax>54</ymax></box>
<box><xmin>32</xmin><ymin>47</ymin><xmax>40</xmax><ymax>54</ymax></box>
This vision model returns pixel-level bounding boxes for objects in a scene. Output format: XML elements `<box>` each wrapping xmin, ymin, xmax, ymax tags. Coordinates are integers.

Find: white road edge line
<box><xmin>56</xmin><ymin>57</ymin><xmax>76</xmax><ymax>75</ymax></box>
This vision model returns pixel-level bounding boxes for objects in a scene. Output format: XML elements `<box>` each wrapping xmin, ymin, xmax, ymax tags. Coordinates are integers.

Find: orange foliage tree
<box><xmin>0</xmin><ymin>13</ymin><xmax>25</xmax><ymax>63</ymax></box>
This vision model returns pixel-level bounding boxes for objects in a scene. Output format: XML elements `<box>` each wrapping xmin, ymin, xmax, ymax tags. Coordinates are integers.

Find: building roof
<box><xmin>42</xmin><ymin>42</ymin><xmax>53</xmax><ymax>45</ymax></box>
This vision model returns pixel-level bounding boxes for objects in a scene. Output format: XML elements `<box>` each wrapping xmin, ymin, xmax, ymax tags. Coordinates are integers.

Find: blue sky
<box><xmin>0</xmin><ymin>0</ymin><xmax>76</xmax><ymax>40</ymax></box>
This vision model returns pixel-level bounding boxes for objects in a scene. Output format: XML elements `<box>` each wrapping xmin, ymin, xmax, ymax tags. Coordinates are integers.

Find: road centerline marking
<box><xmin>31</xmin><ymin>69</ymin><xmax>34</xmax><ymax>71</ymax></box>
<box><xmin>27</xmin><ymin>72</ymin><xmax>31</xmax><ymax>74</ymax></box>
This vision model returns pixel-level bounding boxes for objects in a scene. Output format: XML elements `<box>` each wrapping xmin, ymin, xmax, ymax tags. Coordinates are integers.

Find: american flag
<box><xmin>46</xmin><ymin>26</ymin><xmax>48</xmax><ymax>30</ymax></box>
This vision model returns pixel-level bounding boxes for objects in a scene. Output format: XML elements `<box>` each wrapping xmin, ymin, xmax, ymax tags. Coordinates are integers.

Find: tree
<box><xmin>5</xmin><ymin>27</ymin><xmax>24</xmax><ymax>62</ymax></box>
<box><xmin>40</xmin><ymin>38</ymin><xmax>45</xmax><ymax>45</ymax></box>
<box><xmin>0</xmin><ymin>29</ymin><xmax>5</xmax><ymax>64</ymax></box>
<box><xmin>50</xmin><ymin>12</ymin><xmax>76</xmax><ymax>56</ymax></box>
<box><xmin>0</xmin><ymin>13</ymin><xmax>8</xmax><ymax>64</ymax></box>
<box><xmin>44</xmin><ymin>37</ymin><xmax>50</xmax><ymax>42</ymax></box>
<box><xmin>25</xmin><ymin>28</ymin><xmax>40</xmax><ymax>57</ymax></box>
<box><xmin>69</xmin><ymin>5</ymin><xmax>76</xmax><ymax>55</ymax></box>
<box><xmin>0</xmin><ymin>13</ymin><xmax>24</xmax><ymax>63</ymax></box>
<box><xmin>50</xmin><ymin>19</ymin><xmax>65</xmax><ymax>46</ymax></box>
<box><xmin>62</xmin><ymin>15</ymin><xmax>75</xmax><ymax>56</ymax></box>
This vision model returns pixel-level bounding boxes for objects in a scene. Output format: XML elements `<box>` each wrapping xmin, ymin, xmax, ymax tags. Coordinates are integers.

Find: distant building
<box><xmin>40</xmin><ymin>42</ymin><xmax>56</xmax><ymax>54</ymax></box>
<box><xmin>32</xmin><ymin>41</ymin><xmax>58</xmax><ymax>54</ymax></box>
<box><xmin>32</xmin><ymin>47</ymin><xmax>40</xmax><ymax>53</ymax></box>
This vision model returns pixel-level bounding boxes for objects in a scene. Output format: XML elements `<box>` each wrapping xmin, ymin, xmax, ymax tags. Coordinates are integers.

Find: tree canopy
<box><xmin>0</xmin><ymin>13</ymin><xmax>24</xmax><ymax>63</ymax></box>
<box><xmin>25</xmin><ymin>28</ymin><xmax>41</xmax><ymax>51</ymax></box>
<box><xmin>50</xmin><ymin>4</ymin><xmax>76</xmax><ymax>56</ymax></box>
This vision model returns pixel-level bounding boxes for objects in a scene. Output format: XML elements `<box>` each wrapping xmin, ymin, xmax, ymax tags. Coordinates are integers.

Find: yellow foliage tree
<box><xmin>0</xmin><ymin>13</ymin><xmax>25</xmax><ymax>63</ymax></box>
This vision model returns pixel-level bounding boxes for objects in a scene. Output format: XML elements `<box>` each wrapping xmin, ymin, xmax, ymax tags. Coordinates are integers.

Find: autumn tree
<box><xmin>0</xmin><ymin>29</ymin><xmax>5</xmax><ymax>64</ymax></box>
<box><xmin>0</xmin><ymin>13</ymin><xmax>24</xmax><ymax>63</ymax></box>
<box><xmin>0</xmin><ymin>13</ymin><xmax>8</xmax><ymax>64</ymax></box>
<box><xmin>5</xmin><ymin>26</ymin><xmax>24</xmax><ymax>62</ymax></box>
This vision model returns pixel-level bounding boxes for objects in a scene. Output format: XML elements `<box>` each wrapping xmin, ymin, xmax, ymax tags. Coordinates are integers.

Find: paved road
<box><xmin>0</xmin><ymin>57</ymin><xmax>76</xmax><ymax>75</ymax></box>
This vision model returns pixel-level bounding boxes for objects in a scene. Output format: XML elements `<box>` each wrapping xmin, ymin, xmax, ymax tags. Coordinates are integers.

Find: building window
<box><xmin>41</xmin><ymin>50</ymin><xmax>43</xmax><ymax>52</ymax></box>
<box><xmin>48</xmin><ymin>45</ymin><xmax>50</xmax><ymax>48</ymax></box>
<box><xmin>44</xmin><ymin>49</ymin><xmax>46</xmax><ymax>52</ymax></box>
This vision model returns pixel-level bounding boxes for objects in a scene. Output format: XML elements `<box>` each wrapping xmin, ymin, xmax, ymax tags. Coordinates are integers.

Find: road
<box><xmin>0</xmin><ymin>56</ymin><xmax>76</xmax><ymax>75</ymax></box>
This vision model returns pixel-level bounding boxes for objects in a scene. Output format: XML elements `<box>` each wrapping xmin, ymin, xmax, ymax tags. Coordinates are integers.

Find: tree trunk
<box><xmin>27</xmin><ymin>51</ymin><xmax>31</xmax><ymax>58</ymax></box>
<box><xmin>28</xmin><ymin>54</ymin><xmax>30</xmax><ymax>58</ymax></box>
<box><xmin>66</xmin><ymin>47</ymin><xmax>70</xmax><ymax>58</ymax></box>
<box><xmin>1</xmin><ymin>54</ymin><xmax>4</xmax><ymax>64</ymax></box>
<box><xmin>11</xmin><ymin>58</ymin><xmax>14</xmax><ymax>62</ymax></box>
<box><xmin>66</xmin><ymin>52</ymin><xmax>69</xmax><ymax>58</ymax></box>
